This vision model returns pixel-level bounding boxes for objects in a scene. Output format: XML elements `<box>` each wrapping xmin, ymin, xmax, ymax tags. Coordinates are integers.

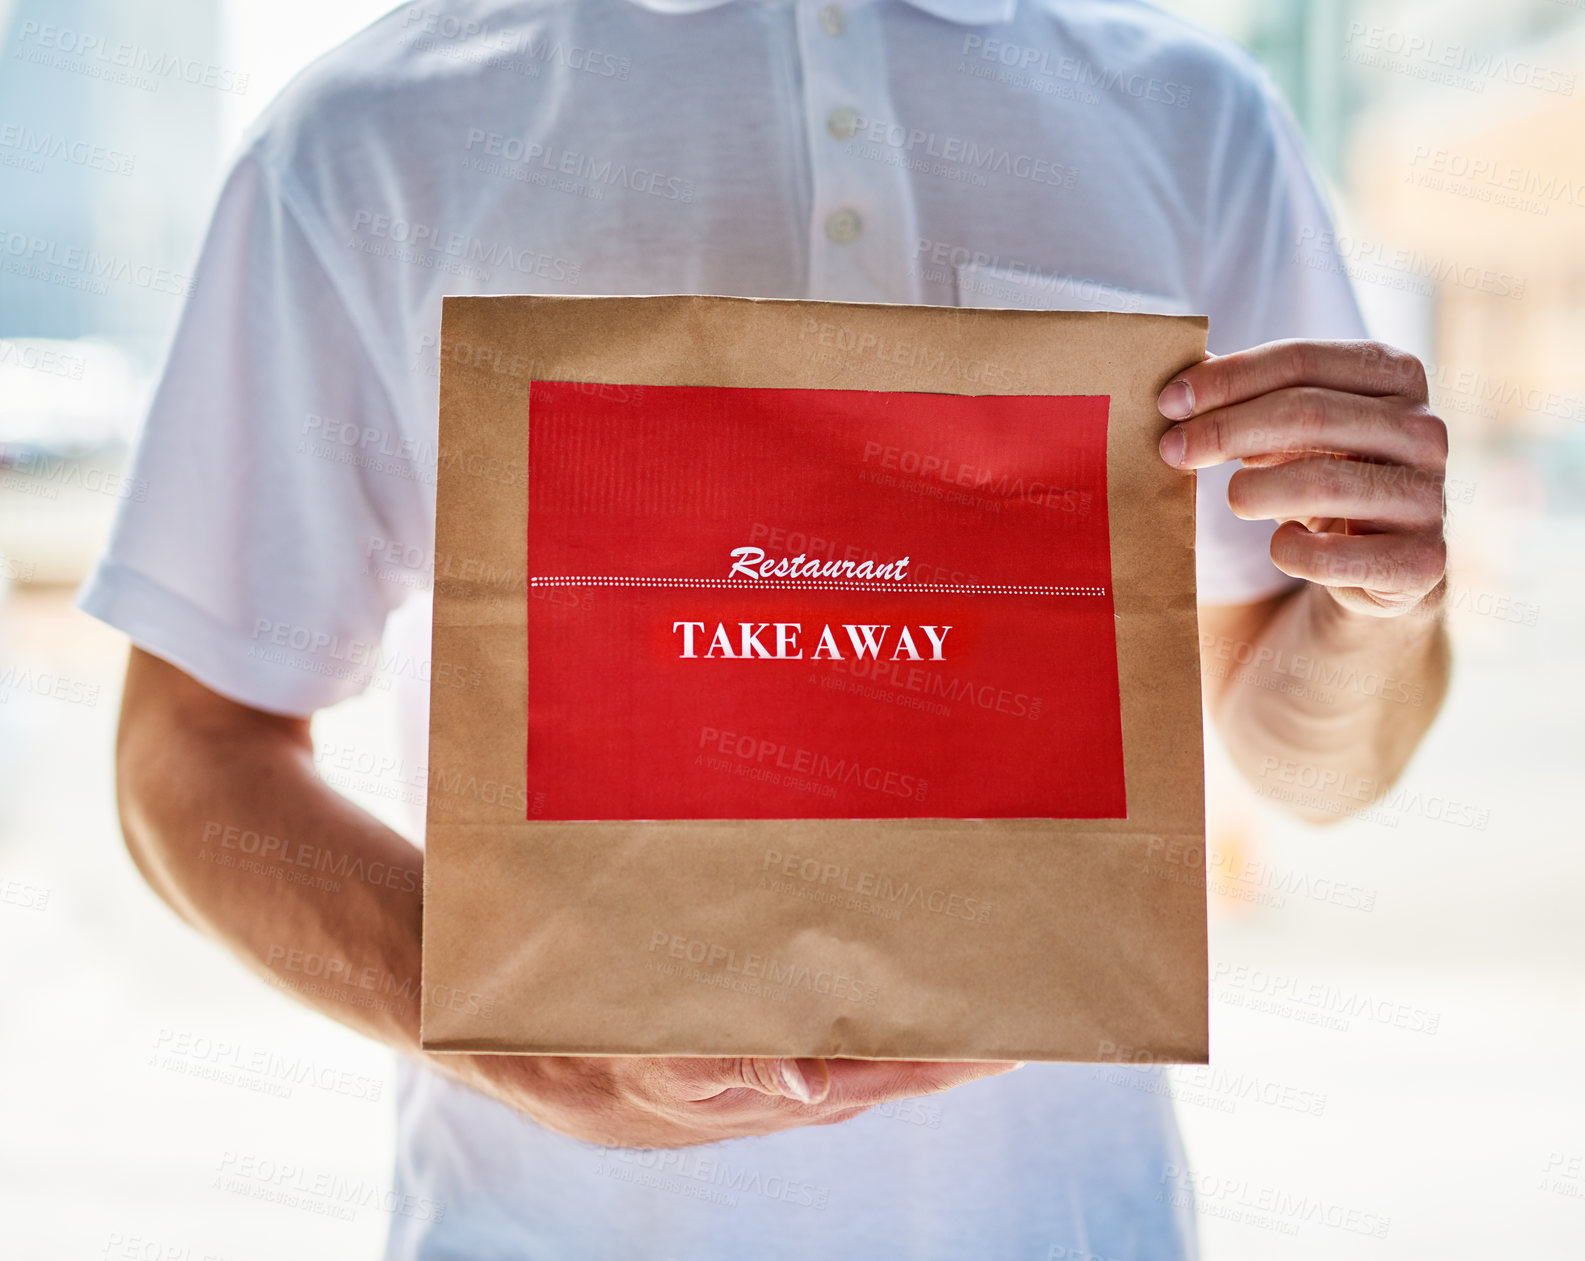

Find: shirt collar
<box><xmin>623</xmin><ymin>0</ymin><xmax>1018</xmax><ymax>27</ymax></box>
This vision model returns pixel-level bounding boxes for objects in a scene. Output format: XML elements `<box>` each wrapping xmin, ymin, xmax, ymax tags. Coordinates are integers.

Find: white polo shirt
<box><xmin>80</xmin><ymin>1</ymin><xmax>1365</xmax><ymax>1256</ymax></box>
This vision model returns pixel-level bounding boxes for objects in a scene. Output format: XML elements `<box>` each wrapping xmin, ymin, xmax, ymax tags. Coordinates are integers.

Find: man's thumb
<box><xmin>735</xmin><ymin>1057</ymin><xmax>830</xmax><ymax>1104</ymax></box>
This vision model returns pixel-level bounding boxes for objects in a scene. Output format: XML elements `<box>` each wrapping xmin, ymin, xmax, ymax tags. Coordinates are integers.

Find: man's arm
<box><xmin>1158</xmin><ymin>340</ymin><xmax>1452</xmax><ymax>821</ymax></box>
<box><xmin>1198</xmin><ymin>588</ymin><xmax>1449</xmax><ymax>821</ymax></box>
<box><xmin>116</xmin><ymin>648</ymin><xmax>1017</xmax><ymax>1147</ymax></box>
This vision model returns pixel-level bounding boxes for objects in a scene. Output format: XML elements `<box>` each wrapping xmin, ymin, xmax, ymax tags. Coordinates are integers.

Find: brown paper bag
<box><xmin>420</xmin><ymin>294</ymin><xmax>1208</xmax><ymax>1064</ymax></box>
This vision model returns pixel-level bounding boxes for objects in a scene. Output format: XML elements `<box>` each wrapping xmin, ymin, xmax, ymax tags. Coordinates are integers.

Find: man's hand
<box><xmin>1157</xmin><ymin>339</ymin><xmax>1447</xmax><ymax>618</ymax></box>
<box><xmin>454</xmin><ymin>1053</ymin><xmax>1021</xmax><ymax>1149</ymax></box>
<box><xmin>1152</xmin><ymin>339</ymin><xmax>1453</xmax><ymax>819</ymax></box>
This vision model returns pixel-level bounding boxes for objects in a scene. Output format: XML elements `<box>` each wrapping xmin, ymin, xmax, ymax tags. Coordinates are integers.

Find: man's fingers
<box><xmin>819</xmin><ymin>1058</ymin><xmax>1023</xmax><ymax>1109</ymax></box>
<box><xmin>671</xmin><ymin>1056</ymin><xmax>1016</xmax><ymax>1114</ymax></box>
<box><xmin>1226</xmin><ymin>456</ymin><xmax>1444</xmax><ymax>530</ymax></box>
<box><xmin>1269</xmin><ymin>522</ymin><xmax>1446</xmax><ymax>607</ymax></box>
<box><xmin>1159</xmin><ymin>388</ymin><xmax>1447</xmax><ymax>471</ymax></box>
<box><xmin>1158</xmin><ymin>339</ymin><xmax>1429</xmax><ymax>420</ymax></box>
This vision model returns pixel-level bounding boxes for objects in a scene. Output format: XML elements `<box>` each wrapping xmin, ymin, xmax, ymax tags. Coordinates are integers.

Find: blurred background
<box><xmin>0</xmin><ymin>1</ymin><xmax>1580</xmax><ymax>1256</ymax></box>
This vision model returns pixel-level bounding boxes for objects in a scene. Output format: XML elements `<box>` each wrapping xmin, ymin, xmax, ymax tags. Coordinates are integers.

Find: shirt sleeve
<box><xmin>75</xmin><ymin>148</ymin><xmax>427</xmax><ymax>716</ymax></box>
<box><xmin>1194</xmin><ymin>71</ymin><xmax>1371</xmax><ymax>607</ymax></box>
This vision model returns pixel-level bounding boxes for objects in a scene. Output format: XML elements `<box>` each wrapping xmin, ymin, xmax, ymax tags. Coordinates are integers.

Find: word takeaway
<box><xmin>672</xmin><ymin>621</ymin><xmax>953</xmax><ymax>661</ymax></box>
<box><xmin>729</xmin><ymin>545</ymin><xmax>910</xmax><ymax>581</ymax></box>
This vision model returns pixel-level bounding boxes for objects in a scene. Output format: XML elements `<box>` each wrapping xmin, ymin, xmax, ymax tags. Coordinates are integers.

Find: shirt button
<box><xmin>817</xmin><ymin>4</ymin><xmax>846</xmax><ymax>35</ymax></box>
<box><xmin>824</xmin><ymin>207</ymin><xmax>863</xmax><ymax>244</ymax></box>
<box><xmin>826</xmin><ymin>106</ymin><xmax>861</xmax><ymax>140</ymax></box>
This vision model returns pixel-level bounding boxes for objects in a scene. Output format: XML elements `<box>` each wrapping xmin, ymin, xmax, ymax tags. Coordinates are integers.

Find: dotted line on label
<box><xmin>528</xmin><ymin>578</ymin><xmax>1107</xmax><ymax>595</ymax></box>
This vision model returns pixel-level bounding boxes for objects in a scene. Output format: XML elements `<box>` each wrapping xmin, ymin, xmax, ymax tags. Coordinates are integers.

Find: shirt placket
<box><xmin>795</xmin><ymin>0</ymin><xmax>923</xmax><ymax>304</ymax></box>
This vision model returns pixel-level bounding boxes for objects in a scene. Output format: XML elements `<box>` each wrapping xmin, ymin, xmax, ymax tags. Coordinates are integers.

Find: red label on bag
<box><xmin>526</xmin><ymin>381</ymin><xmax>1124</xmax><ymax>820</ymax></box>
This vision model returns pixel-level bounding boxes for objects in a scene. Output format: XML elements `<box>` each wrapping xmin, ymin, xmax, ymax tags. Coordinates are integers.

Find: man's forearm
<box><xmin>1202</xmin><ymin>582</ymin><xmax>1451</xmax><ymax>822</ymax></box>
<box><xmin>112</xmin><ymin>649</ymin><xmax>1028</xmax><ymax>1148</ymax></box>
<box><xmin>116</xmin><ymin>649</ymin><xmax>426</xmax><ymax>1051</ymax></box>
